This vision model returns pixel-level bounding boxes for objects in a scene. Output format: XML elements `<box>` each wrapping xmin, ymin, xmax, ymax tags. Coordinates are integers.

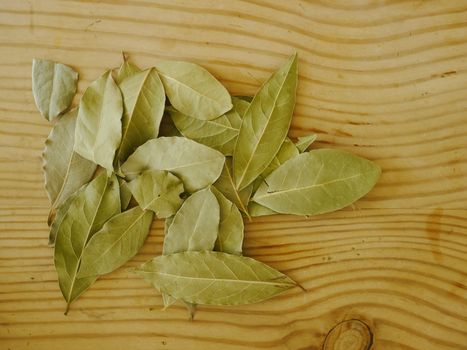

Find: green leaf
<box><xmin>168</xmin><ymin>104</ymin><xmax>241</xmax><ymax>156</ymax></box>
<box><xmin>155</xmin><ymin>61</ymin><xmax>232</xmax><ymax>120</ymax></box>
<box><xmin>118</xmin><ymin>178</ymin><xmax>132</xmax><ymax>211</ymax></box>
<box><xmin>159</xmin><ymin>111</ymin><xmax>183</xmax><ymax>137</ymax></box>
<box><xmin>115</xmin><ymin>68</ymin><xmax>165</xmax><ymax>166</ymax></box>
<box><xmin>74</xmin><ymin>70</ymin><xmax>123</xmax><ymax>171</ymax></box>
<box><xmin>128</xmin><ymin>170</ymin><xmax>184</xmax><ymax>218</ymax></box>
<box><xmin>233</xmin><ymin>54</ymin><xmax>298</xmax><ymax>190</ymax></box>
<box><xmin>253</xmin><ymin>149</ymin><xmax>381</xmax><ymax>216</ymax></box>
<box><xmin>115</xmin><ymin>61</ymin><xmax>141</xmax><ymax>84</ymax></box>
<box><xmin>163</xmin><ymin>187</ymin><xmax>220</xmax><ymax>254</ymax></box>
<box><xmin>135</xmin><ymin>251</ymin><xmax>296</xmax><ymax>305</ymax></box>
<box><xmin>32</xmin><ymin>59</ymin><xmax>78</xmax><ymax>121</ymax></box>
<box><xmin>43</xmin><ymin>109</ymin><xmax>96</xmax><ymax>225</ymax></box>
<box><xmin>231</xmin><ymin>96</ymin><xmax>250</xmax><ymax>117</ymax></box>
<box><xmin>295</xmin><ymin>134</ymin><xmax>317</xmax><ymax>153</ymax></box>
<box><xmin>214</xmin><ymin>157</ymin><xmax>252</xmax><ymax>217</ymax></box>
<box><xmin>211</xmin><ymin>187</ymin><xmax>243</xmax><ymax>255</ymax></box>
<box><xmin>78</xmin><ymin>206</ymin><xmax>154</xmax><ymax>278</ymax></box>
<box><xmin>247</xmin><ymin>201</ymin><xmax>277</xmax><ymax>217</ymax></box>
<box><xmin>54</xmin><ymin>172</ymin><xmax>121</xmax><ymax>312</ymax></box>
<box><xmin>49</xmin><ymin>190</ymin><xmax>78</xmax><ymax>245</ymax></box>
<box><xmin>121</xmin><ymin>137</ymin><xmax>225</xmax><ymax>193</ymax></box>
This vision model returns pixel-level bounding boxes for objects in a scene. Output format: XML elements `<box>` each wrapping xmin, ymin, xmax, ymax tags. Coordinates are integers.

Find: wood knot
<box><xmin>323</xmin><ymin>319</ymin><xmax>373</xmax><ymax>350</ymax></box>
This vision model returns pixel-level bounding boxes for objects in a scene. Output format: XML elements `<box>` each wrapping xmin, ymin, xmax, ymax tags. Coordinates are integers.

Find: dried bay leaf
<box><xmin>74</xmin><ymin>70</ymin><xmax>123</xmax><ymax>172</ymax></box>
<box><xmin>115</xmin><ymin>60</ymin><xmax>141</xmax><ymax>84</ymax></box>
<box><xmin>49</xmin><ymin>190</ymin><xmax>78</xmax><ymax>245</ymax></box>
<box><xmin>135</xmin><ymin>251</ymin><xmax>296</xmax><ymax>305</ymax></box>
<box><xmin>119</xmin><ymin>178</ymin><xmax>133</xmax><ymax>211</ymax></box>
<box><xmin>78</xmin><ymin>206</ymin><xmax>154</xmax><ymax>278</ymax></box>
<box><xmin>54</xmin><ymin>173</ymin><xmax>121</xmax><ymax>312</ymax></box>
<box><xmin>155</xmin><ymin>61</ymin><xmax>232</xmax><ymax>120</ymax></box>
<box><xmin>247</xmin><ymin>201</ymin><xmax>277</xmax><ymax>217</ymax></box>
<box><xmin>233</xmin><ymin>54</ymin><xmax>298</xmax><ymax>190</ymax></box>
<box><xmin>115</xmin><ymin>68</ymin><xmax>165</xmax><ymax>166</ymax></box>
<box><xmin>168</xmin><ymin>104</ymin><xmax>241</xmax><ymax>156</ymax></box>
<box><xmin>32</xmin><ymin>59</ymin><xmax>78</xmax><ymax>121</ymax></box>
<box><xmin>295</xmin><ymin>133</ymin><xmax>317</xmax><ymax>153</ymax></box>
<box><xmin>214</xmin><ymin>157</ymin><xmax>252</xmax><ymax>217</ymax></box>
<box><xmin>128</xmin><ymin>170</ymin><xmax>184</xmax><ymax>218</ymax></box>
<box><xmin>211</xmin><ymin>187</ymin><xmax>243</xmax><ymax>255</ymax></box>
<box><xmin>121</xmin><ymin>137</ymin><xmax>225</xmax><ymax>193</ymax></box>
<box><xmin>43</xmin><ymin>109</ymin><xmax>96</xmax><ymax>225</ymax></box>
<box><xmin>253</xmin><ymin>149</ymin><xmax>381</xmax><ymax>216</ymax></box>
<box><xmin>163</xmin><ymin>187</ymin><xmax>220</xmax><ymax>254</ymax></box>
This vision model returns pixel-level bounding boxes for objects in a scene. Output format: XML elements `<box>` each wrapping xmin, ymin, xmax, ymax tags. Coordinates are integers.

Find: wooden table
<box><xmin>1</xmin><ymin>1</ymin><xmax>466</xmax><ymax>349</ymax></box>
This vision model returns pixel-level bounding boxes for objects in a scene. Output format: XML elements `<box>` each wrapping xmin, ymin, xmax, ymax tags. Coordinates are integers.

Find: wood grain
<box><xmin>0</xmin><ymin>0</ymin><xmax>466</xmax><ymax>349</ymax></box>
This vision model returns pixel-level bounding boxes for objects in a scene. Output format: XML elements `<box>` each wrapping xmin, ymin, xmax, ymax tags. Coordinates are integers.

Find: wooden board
<box><xmin>0</xmin><ymin>1</ymin><xmax>466</xmax><ymax>349</ymax></box>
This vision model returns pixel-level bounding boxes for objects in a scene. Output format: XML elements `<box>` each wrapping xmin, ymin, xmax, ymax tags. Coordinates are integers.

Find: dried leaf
<box><xmin>49</xmin><ymin>190</ymin><xmax>78</xmax><ymax>245</ymax></box>
<box><xmin>32</xmin><ymin>59</ymin><xmax>78</xmax><ymax>121</ymax></box>
<box><xmin>168</xmin><ymin>104</ymin><xmax>241</xmax><ymax>156</ymax></box>
<box><xmin>43</xmin><ymin>109</ymin><xmax>96</xmax><ymax>224</ymax></box>
<box><xmin>74</xmin><ymin>70</ymin><xmax>123</xmax><ymax>171</ymax></box>
<box><xmin>115</xmin><ymin>68</ymin><xmax>165</xmax><ymax>166</ymax></box>
<box><xmin>135</xmin><ymin>251</ymin><xmax>296</xmax><ymax>305</ymax></box>
<box><xmin>233</xmin><ymin>54</ymin><xmax>298</xmax><ymax>190</ymax></box>
<box><xmin>119</xmin><ymin>178</ymin><xmax>132</xmax><ymax>211</ymax></box>
<box><xmin>211</xmin><ymin>187</ymin><xmax>243</xmax><ymax>255</ymax></box>
<box><xmin>54</xmin><ymin>173</ymin><xmax>121</xmax><ymax>312</ymax></box>
<box><xmin>78</xmin><ymin>206</ymin><xmax>154</xmax><ymax>278</ymax></box>
<box><xmin>163</xmin><ymin>187</ymin><xmax>220</xmax><ymax>254</ymax></box>
<box><xmin>253</xmin><ymin>149</ymin><xmax>381</xmax><ymax>216</ymax></box>
<box><xmin>247</xmin><ymin>201</ymin><xmax>277</xmax><ymax>217</ymax></box>
<box><xmin>295</xmin><ymin>134</ymin><xmax>317</xmax><ymax>153</ymax></box>
<box><xmin>155</xmin><ymin>61</ymin><xmax>232</xmax><ymax>120</ymax></box>
<box><xmin>115</xmin><ymin>61</ymin><xmax>141</xmax><ymax>84</ymax></box>
<box><xmin>128</xmin><ymin>170</ymin><xmax>184</xmax><ymax>218</ymax></box>
<box><xmin>121</xmin><ymin>137</ymin><xmax>225</xmax><ymax>193</ymax></box>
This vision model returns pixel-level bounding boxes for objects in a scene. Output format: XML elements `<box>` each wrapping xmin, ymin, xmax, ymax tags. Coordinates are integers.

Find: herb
<box><xmin>135</xmin><ymin>251</ymin><xmax>296</xmax><ymax>305</ymax></box>
<box><xmin>32</xmin><ymin>59</ymin><xmax>78</xmax><ymax>121</ymax></box>
<box><xmin>33</xmin><ymin>53</ymin><xmax>381</xmax><ymax>314</ymax></box>
<box><xmin>74</xmin><ymin>71</ymin><xmax>123</xmax><ymax>172</ymax></box>
<box><xmin>121</xmin><ymin>137</ymin><xmax>225</xmax><ymax>192</ymax></box>
<box><xmin>43</xmin><ymin>109</ymin><xmax>96</xmax><ymax>226</ymax></box>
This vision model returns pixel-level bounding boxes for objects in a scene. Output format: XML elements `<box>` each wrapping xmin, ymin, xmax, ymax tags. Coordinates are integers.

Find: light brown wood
<box><xmin>0</xmin><ymin>1</ymin><xmax>466</xmax><ymax>349</ymax></box>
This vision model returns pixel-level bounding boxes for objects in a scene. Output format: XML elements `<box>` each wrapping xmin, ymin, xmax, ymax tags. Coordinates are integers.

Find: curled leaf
<box><xmin>121</xmin><ymin>137</ymin><xmax>225</xmax><ymax>193</ymax></box>
<box><xmin>32</xmin><ymin>59</ymin><xmax>78</xmax><ymax>121</ymax></box>
<box><xmin>128</xmin><ymin>170</ymin><xmax>184</xmax><ymax>218</ymax></box>
<box><xmin>155</xmin><ymin>61</ymin><xmax>232</xmax><ymax>120</ymax></box>
<box><xmin>74</xmin><ymin>70</ymin><xmax>123</xmax><ymax>171</ymax></box>
<box><xmin>43</xmin><ymin>109</ymin><xmax>96</xmax><ymax>225</ymax></box>
<box><xmin>135</xmin><ymin>251</ymin><xmax>296</xmax><ymax>305</ymax></box>
<box><xmin>253</xmin><ymin>149</ymin><xmax>381</xmax><ymax>216</ymax></box>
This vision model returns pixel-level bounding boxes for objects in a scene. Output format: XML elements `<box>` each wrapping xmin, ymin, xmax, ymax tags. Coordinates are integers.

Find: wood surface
<box><xmin>0</xmin><ymin>1</ymin><xmax>466</xmax><ymax>349</ymax></box>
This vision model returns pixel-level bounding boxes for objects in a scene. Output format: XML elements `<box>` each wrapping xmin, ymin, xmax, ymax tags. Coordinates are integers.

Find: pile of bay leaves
<box><xmin>32</xmin><ymin>53</ymin><xmax>381</xmax><ymax>316</ymax></box>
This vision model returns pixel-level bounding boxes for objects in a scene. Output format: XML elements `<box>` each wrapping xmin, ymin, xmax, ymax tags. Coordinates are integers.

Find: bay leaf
<box><xmin>74</xmin><ymin>70</ymin><xmax>123</xmax><ymax>171</ymax></box>
<box><xmin>135</xmin><ymin>251</ymin><xmax>296</xmax><ymax>305</ymax></box>
<box><xmin>163</xmin><ymin>187</ymin><xmax>220</xmax><ymax>254</ymax></box>
<box><xmin>247</xmin><ymin>201</ymin><xmax>277</xmax><ymax>217</ymax></box>
<box><xmin>214</xmin><ymin>157</ymin><xmax>252</xmax><ymax>217</ymax></box>
<box><xmin>233</xmin><ymin>54</ymin><xmax>298</xmax><ymax>190</ymax></box>
<box><xmin>211</xmin><ymin>187</ymin><xmax>243</xmax><ymax>255</ymax></box>
<box><xmin>128</xmin><ymin>170</ymin><xmax>184</xmax><ymax>218</ymax></box>
<box><xmin>43</xmin><ymin>109</ymin><xmax>97</xmax><ymax>225</ymax></box>
<box><xmin>119</xmin><ymin>178</ymin><xmax>132</xmax><ymax>211</ymax></box>
<box><xmin>168</xmin><ymin>105</ymin><xmax>241</xmax><ymax>156</ymax></box>
<box><xmin>115</xmin><ymin>61</ymin><xmax>141</xmax><ymax>84</ymax></box>
<box><xmin>54</xmin><ymin>172</ymin><xmax>121</xmax><ymax>312</ymax></box>
<box><xmin>295</xmin><ymin>134</ymin><xmax>317</xmax><ymax>153</ymax></box>
<box><xmin>115</xmin><ymin>68</ymin><xmax>165</xmax><ymax>166</ymax></box>
<box><xmin>155</xmin><ymin>61</ymin><xmax>232</xmax><ymax>120</ymax></box>
<box><xmin>253</xmin><ymin>149</ymin><xmax>381</xmax><ymax>216</ymax></box>
<box><xmin>121</xmin><ymin>137</ymin><xmax>225</xmax><ymax>193</ymax></box>
<box><xmin>49</xmin><ymin>190</ymin><xmax>78</xmax><ymax>245</ymax></box>
<box><xmin>78</xmin><ymin>206</ymin><xmax>154</xmax><ymax>278</ymax></box>
<box><xmin>159</xmin><ymin>110</ymin><xmax>182</xmax><ymax>137</ymax></box>
<box><xmin>32</xmin><ymin>59</ymin><xmax>78</xmax><ymax>121</ymax></box>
